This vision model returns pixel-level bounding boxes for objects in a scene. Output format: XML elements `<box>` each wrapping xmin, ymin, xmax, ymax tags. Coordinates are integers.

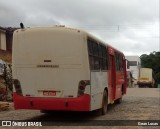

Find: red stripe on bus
<box><xmin>13</xmin><ymin>92</ymin><xmax>90</xmax><ymax>111</ymax></box>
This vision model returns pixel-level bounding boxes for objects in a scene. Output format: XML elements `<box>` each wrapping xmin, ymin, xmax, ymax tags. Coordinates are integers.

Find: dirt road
<box><xmin>0</xmin><ymin>88</ymin><xmax>159</xmax><ymax>129</ymax></box>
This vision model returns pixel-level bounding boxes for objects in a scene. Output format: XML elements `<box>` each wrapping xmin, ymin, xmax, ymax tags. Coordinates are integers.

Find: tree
<box><xmin>140</xmin><ymin>51</ymin><xmax>160</xmax><ymax>87</ymax></box>
<box><xmin>2</xmin><ymin>64</ymin><xmax>13</xmax><ymax>100</ymax></box>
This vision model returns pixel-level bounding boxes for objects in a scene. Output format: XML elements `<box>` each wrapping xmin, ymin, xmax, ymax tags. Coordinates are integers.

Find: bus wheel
<box><xmin>101</xmin><ymin>90</ymin><xmax>108</xmax><ymax>115</ymax></box>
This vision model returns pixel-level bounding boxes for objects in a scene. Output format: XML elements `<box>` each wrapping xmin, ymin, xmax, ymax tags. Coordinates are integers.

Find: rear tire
<box><xmin>101</xmin><ymin>90</ymin><xmax>108</xmax><ymax>115</ymax></box>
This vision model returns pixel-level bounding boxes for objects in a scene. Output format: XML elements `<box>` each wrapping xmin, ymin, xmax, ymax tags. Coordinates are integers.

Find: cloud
<box><xmin>0</xmin><ymin>1</ymin><xmax>25</xmax><ymax>26</ymax></box>
<box><xmin>0</xmin><ymin>0</ymin><xmax>159</xmax><ymax>55</ymax></box>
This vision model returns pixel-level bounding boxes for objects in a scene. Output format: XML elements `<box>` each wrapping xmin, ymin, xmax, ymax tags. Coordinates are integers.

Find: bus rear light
<box><xmin>79</xmin><ymin>85</ymin><xmax>85</xmax><ymax>90</ymax></box>
<box><xmin>80</xmin><ymin>80</ymin><xmax>86</xmax><ymax>86</ymax></box>
<box><xmin>78</xmin><ymin>80</ymin><xmax>90</xmax><ymax>97</ymax></box>
<box><xmin>13</xmin><ymin>79</ymin><xmax>23</xmax><ymax>96</ymax></box>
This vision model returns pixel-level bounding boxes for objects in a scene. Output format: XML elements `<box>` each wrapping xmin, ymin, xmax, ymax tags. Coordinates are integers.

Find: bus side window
<box><xmin>99</xmin><ymin>44</ymin><xmax>108</xmax><ymax>70</ymax></box>
<box><xmin>94</xmin><ymin>57</ymin><xmax>100</xmax><ymax>70</ymax></box>
<box><xmin>87</xmin><ymin>40</ymin><xmax>94</xmax><ymax>70</ymax></box>
<box><xmin>106</xmin><ymin>47</ymin><xmax>109</xmax><ymax>70</ymax></box>
<box><xmin>88</xmin><ymin>40</ymin><xmax>93</xmax><ymax>55</ymax></box>
<box><xmin>115</xmin><ymin>52</ymin><xmax>123</xmax><ymax>71</ymax></box>
<box><xmin>92</xmin><ymin>41</ymin><xmax>100</xmax><ymax>70</ymax></box>
<box><xmin>93</xmin><ymin>42</ymin><xmax>99</xmax><ymax>57</ymax></box>
<box><xmin>87</xmin><ymin>39</ymin><xmax>100</xmax><ymax>71</ymax></box>
<box><xmin>99</xmin><ymin>45</ymin><xmax>103</xmax><ymax>70</ymax></box>
<box><xmin>120</xmin><ymin>55</ymin><xmax>123</xmax><ymax>71</ymax></box>
<box><xmin>115</xmin><ymin>52</ymin><xmax>119</xmax><ymax>71</ymax></box>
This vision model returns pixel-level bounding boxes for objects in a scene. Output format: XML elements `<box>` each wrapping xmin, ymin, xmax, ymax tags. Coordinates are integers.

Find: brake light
<box><xmin>79</xmin><ymin>85</ymin><xmax>85</xmax><ymax>90</ymax></box>
<box><xmin>13</xmin><ymin>79</ymin><xmax>23</xmax><ymax>96</ymax></box>
<box><xmin>78</xmin><ymin>80</ymin><xmax>90</xmax><ymax>97</ymax></box>
<box><xmin>80</xmin><ymin>80</ymin><xmax>86</xmax><ymax>86</ymax></box>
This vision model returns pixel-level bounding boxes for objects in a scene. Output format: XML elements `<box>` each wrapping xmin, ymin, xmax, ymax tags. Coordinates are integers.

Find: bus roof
<box><xmin>15</xmin><ymin>26</ymin><xmax>125</xmax><ymax>56</ymax></box>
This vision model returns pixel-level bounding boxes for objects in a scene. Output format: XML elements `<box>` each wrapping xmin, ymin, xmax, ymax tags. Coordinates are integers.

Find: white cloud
<box><xmin>0</xmin><ymin>0</ymin><xmax>159</xmax><ymax>56</ymax></box>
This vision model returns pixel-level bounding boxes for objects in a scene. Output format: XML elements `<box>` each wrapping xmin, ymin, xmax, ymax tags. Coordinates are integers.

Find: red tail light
<box><xmin>78</xmin><ymin>80</ymin><xmax>90</xmax><ymax>97</ymax></box>
<box><xmin>13</xmin><ymin>79</ymin><xmax>23</xmax><ymax>96</ymax></box>
<box><xmin>80</xmin><ymin>80</ymin><xmax>86</xmax><ymax>86</ymax></box>
<box><xmin>79</xmin><ymin>85</ymin><xmax>85</xmax><ymax>90</ymax></box>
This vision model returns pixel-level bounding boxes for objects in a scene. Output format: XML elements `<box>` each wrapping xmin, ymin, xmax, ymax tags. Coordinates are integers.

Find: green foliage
<box><xmin>155</xmin><ymin>72</ymin><xmax>160</xmax><ymax>84</ymax></box>
<box><xmin>140</xmin><ymin>51</ymin><xmax>160</xmax><ymax>87</ymax></box>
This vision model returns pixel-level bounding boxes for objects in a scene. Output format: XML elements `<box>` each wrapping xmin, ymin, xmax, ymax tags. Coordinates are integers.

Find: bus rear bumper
<box><xmin>13</xmin><ymin>93</ymin><xmax>90</xmax><ymax>111</ymax></box>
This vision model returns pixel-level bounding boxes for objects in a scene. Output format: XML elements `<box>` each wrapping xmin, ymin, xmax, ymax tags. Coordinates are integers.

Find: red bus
<box><xmin>12</xmin><ymin>26</ymin><xmax>127</xmax><ymax>115</ymax></box>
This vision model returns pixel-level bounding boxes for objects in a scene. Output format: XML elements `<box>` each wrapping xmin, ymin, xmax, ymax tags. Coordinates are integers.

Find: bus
<box><xmin>137</xmin><ymin>68</ymin><xmax>155</xmax><ymax>88</ymax></box>
<box><xmin>12</xmin><ymin>26</ymin><xmax>127</xmax><ymax>115</ymax></box>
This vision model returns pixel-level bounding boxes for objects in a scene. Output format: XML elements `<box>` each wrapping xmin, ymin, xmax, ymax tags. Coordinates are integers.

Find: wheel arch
<box><xmin>104</xmin><ymin>87</ymin><xmax>109</xmax><ymax>102</ymax></box>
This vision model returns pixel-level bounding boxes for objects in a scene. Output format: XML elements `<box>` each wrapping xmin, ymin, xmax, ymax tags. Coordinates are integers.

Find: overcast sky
<box><xmin>0</xmin><ymin>0</ymin><xmax>159</xmax><ymax>56</ymax></box>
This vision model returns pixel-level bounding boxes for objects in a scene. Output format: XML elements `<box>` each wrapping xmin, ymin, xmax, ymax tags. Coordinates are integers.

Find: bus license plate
<box><xmin>43</xmin><ymin>91</ymin><xmax>56</xmax><ymax>96</ymax></box>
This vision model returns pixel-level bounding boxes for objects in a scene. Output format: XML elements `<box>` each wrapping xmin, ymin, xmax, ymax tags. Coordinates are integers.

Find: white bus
<box><xmin>12</xmin><ymin>26</ymin><xmax>127</xmax><ymax>115</ymax></box>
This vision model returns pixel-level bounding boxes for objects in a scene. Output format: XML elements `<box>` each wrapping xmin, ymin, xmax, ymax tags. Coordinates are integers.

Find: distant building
<box><xmin>0</xmin><ymin>28</ymin><xmax>6</xmax><ymax>50</ymax></box>
<box><xmin>0</xmin><ymin>27</ymin><xmax>19</xmax><ymax>51</ymax></box>
<box><xmin>125</xmin><ymin>56</ymin><xmax>141</xmax><ymax>80</ymax></box>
